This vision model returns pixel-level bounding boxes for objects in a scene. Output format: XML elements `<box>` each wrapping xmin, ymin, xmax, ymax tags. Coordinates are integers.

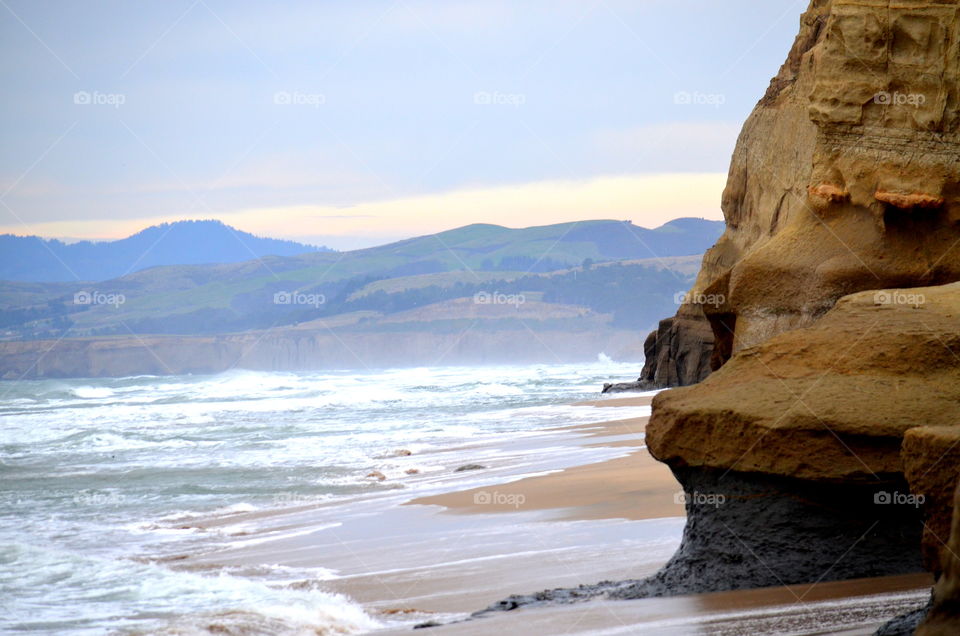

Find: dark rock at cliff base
<box><xmin>474</xmin><ymin>465</ymin><xmax>924</xmax><ymax>616</ymax></box>
<box><xmin>916</xmin><ymin>478</ymin><xmax>960</xmax><ymax>635</ymax></box>
<box><xmin>471</xmin><ymin>582</ymin><xmax>619</xmax><ymax>617</ymax></box>
<box><xmin>612</xmin><ymin>466</ymin><xmax>924</xmax><ymax>599</ymax></box>
<box><xmin>876</xmin><ymin>598</ymin><xmax>932</xmax><ymax>636</ymax></box>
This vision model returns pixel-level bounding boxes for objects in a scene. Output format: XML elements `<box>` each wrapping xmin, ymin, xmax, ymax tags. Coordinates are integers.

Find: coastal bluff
<box><xmin>481</xmin><ymin>0</ymin><xmax>960</xmax><ymax>632</ymax></box>
<box><xmin>649</xmin><ymin>0</ymin><xmax>960</xmax><ymax>631</ymax></box>
<box><xmin>640</xmin><ymin>0</ymin><xmax>960</xmax><ymax>389</ymax></box>
<box><xmin>647</xmin><ymin>283</ymin><xmax>960</xmax><ymax>624</ymax></box>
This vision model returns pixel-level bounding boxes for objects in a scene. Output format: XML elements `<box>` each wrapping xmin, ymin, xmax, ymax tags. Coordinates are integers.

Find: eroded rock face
<box><xmin>636</xmin><ymin>314</ymin><xmax>713</xmax><ymax>389</ymax></box>
<box><xmin>903</xmin><ymin>427</ymin><xmax>960</xmax><ymax>574</ymax></box>
<box><xmin>471</xmin><ymin>2</ymin><xmax>960</xmax><ymax>625</ymax></box>
<box><xmin>648</xmin><ymin>283</ymin><xmax>960</xmax><ymax>483</ymax></box>
<box><xmin>648</xmin><ymin>282</ymin><xmax>960</xmax><ymax>634</ymax></box>
<box><xmin>918</xmin><ymin>480</ymin><xmax>960</xmax><ymax>635</ymax></box>
<box><xmin>645</xmin><ymin>0</ymin><xmax>960</xmax><ymax>386</ymax></box>
<box><xmin>611</xmin><ymin>466</ymin><xmax>923</xmax><ymax>598</ymax></box>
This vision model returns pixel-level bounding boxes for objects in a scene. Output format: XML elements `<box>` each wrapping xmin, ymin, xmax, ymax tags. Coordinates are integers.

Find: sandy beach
<box><xmin>408</xmin><ymin>411</ymin><xmax>679</xmax><ymax>521</ymax></box>
<box><xmin>153</xmin><ymin>393</ymin><xmax>932</xmax><ymax>634</ymax></box>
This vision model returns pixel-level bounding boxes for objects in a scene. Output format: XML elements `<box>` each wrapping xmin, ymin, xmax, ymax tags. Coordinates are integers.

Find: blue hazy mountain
<box><xmin>1</xmin><ymin>220</ymin><xmax>330</xmax><ymax>282</ymax></box>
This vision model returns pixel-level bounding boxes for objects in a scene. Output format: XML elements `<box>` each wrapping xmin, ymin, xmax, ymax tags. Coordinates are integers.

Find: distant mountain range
<box><xmin>0</xmin><ymin>217</ymin><xmax>723</xmax><ymax>343</ymax></box>
<box><xmin>0</xmin><ymin>220</ymin><xmax>330</xmax><ymax>282</ymax></box>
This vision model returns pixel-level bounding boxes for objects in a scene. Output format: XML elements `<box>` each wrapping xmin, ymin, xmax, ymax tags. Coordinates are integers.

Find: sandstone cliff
<box><xmin>643</xmin><ymin>0</ymin><xmax>960</xmax><ymax>631</ymax></box>
<box><xmin>647</xmin><ymin>283</ymin><xmax>959</xmax><ymax>600</ymax></box>
<box><xmin>642</xmin><ymin>0</ymin><xmax>960</xmax><ymax>388</ymax></box>
<box><xmin>482</xmin><ymin>1</ymin><xmax>960</xmax><ymax>631</ymax></box>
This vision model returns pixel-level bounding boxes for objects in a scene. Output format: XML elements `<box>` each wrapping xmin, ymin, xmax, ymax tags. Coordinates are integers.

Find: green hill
<box><xmin>0</xmin><ymin>218</ymin><xmax>720</xmax><ymax>340</ymax></box>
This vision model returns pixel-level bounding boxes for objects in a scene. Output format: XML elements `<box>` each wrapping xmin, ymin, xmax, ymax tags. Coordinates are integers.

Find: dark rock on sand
<box><xmin>600</xmin><ymin>381</ymin><xmax>647</xmax><ymax>394</ymax></box>
<box><xmin>602</xmin><ymin>313</ymin><xmax>714</xmax><ymax>393</ymax></box>
<box><xmin>454</xmin><ymin>464</ymin><xmax>486</xmax><ymax>472</ymax></box>
<box><xmin>636</xmin><ymin>315</ymin><xmax>714</xmax><ymax>390</ymax></box>
<box><xmin>875</xmin><ymin>597</ymin><xmax>932</xmax><ymax>636</ymax></box>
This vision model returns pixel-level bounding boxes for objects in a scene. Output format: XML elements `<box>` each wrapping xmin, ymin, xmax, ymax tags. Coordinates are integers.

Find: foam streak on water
<box><xmin>0</xmin><ymin>361</ymin><xmax>648</xmax><ymax>634</ymax></box>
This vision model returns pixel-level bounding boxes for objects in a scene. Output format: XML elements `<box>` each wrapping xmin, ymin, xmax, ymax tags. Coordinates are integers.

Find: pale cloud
<box><xmin>1</xmin><ymin>173</ymin><xmax>726</xmax><ymax>249</ymax></box>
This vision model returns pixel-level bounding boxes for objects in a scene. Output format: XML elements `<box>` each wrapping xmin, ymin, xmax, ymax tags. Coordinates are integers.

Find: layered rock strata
<box><xmin>484</xmin><ymin>1</ymin><xmax>960</xmax><ymax>631</ymax></box>
<box><xmin>479</xmin><ymin>283</ymin><xmax>957</xmax><ymax>621</ymax></box>
<box><xmin>638</xmin><ymin>0</ymin><xmax>960</xmax><ymax>388</ymax></box>
<box><xmin>646</xmin><ymin>283</ymin><xmax>960</xmax><ymax>605</ymax></box>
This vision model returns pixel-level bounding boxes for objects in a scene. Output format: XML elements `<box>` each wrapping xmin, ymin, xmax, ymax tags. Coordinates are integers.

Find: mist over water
<box><xmin>1</xmin><ymin>361</ymin><xmax>647</xmax><ymax>634</ymax></box>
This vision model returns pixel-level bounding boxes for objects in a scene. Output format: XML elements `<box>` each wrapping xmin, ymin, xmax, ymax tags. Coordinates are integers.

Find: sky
<box><xmin>0</xmin><ymin>0</ymin><xmax>807</xmax><ymax>249</ymax></box>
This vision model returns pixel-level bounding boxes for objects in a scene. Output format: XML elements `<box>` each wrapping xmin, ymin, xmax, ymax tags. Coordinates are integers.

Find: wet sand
<box><xmin>373</xmin><ymin>573</ymin><xmax>933</xmax><ymax>635</ymax></box>
<box><xmin>408</xmin><ymin>417</ymin><xmax>680</xmax><ymax>521</ymax></box>
<box><xmin>573</xmin><ymin>395</ymin><xmax>654</xmax><ymax>408</ymax></box>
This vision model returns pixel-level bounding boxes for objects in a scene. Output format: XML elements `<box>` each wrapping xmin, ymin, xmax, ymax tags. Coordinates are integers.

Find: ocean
<box><xmin>0</xmin><ymin>361</ymin><xmax>655</xmax><ymax>635</ymax></box>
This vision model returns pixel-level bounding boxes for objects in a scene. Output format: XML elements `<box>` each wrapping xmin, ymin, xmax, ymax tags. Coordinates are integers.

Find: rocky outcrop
<box><xmin>635</xmin><ymin>314</ymin><xmax>713</xmax><ymax>389</ymax></box>
<box><xmin>482</xmin><ymin>0</ymin><xmax>960</xmax><ymax>629</ymax></box>
<box><xmin>639</xmin><ymin>0</ymin><xmax>960</xmax><ymax>388</ymax></box>
<box><xmin>477</xmin><ymin>282</ymin><xmax>957</xmax><ymax>624</ymax></box>
<box><xmin>641</xmin><ymin>0</ymin><xmax>960</xmax><ymax>621</ymax></box>
<box><xmin>637</xmin><ymin>0</ymin><xmax>960</xmax><ymax>627</ymax></box>
<box><xmin>647</xmin><ymin>282</ymin><xmax>959</xmax><ymax>598</ymax></box>
<box><xmin>647</xmin><ymin>283</ymin><xmax>960</xmax><ymax>482</ymax></box>
<box><xmin>603</xmin><ymin>312</ymin><xmax>714</xmax><ymax>393</ymax></box>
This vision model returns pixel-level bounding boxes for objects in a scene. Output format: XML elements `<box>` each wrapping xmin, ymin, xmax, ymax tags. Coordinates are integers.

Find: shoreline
<box><xmin>152</xmin><ymin>393</ymin><xmax>932</xmax><ymax>633</ymax></box>
<box><xmin>154</xmin><ymin>394</ymin><xmax>683</xmax><ymax>627</ymax></box>
<box><xmin>406</xmin><ymin>414</ymin><xmax>681</xmax><ymax>522</ymax></box>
